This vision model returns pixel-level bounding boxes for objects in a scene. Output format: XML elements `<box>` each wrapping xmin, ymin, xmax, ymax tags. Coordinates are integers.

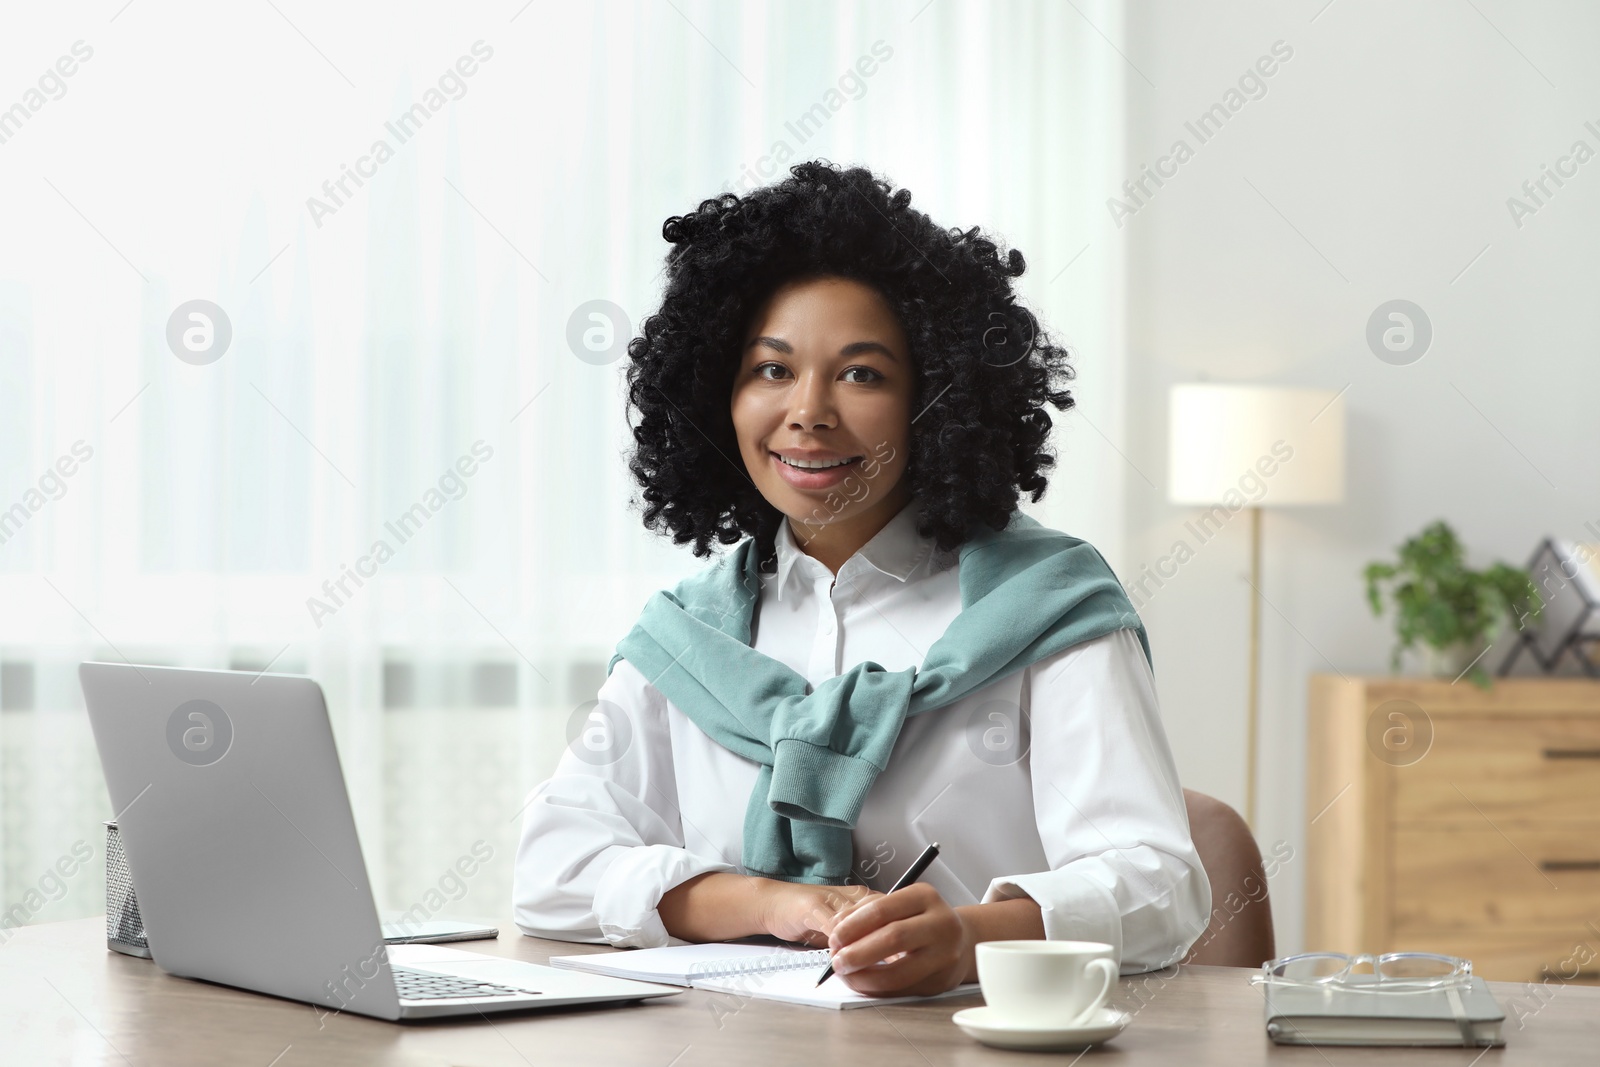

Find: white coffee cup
<box><xmin>975</xmin><ymin>940</ymin><xmax>1118</xmax><ymax>1028</ymax></box>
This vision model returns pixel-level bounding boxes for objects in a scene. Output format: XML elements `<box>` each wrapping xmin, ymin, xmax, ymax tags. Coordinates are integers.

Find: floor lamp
<box><xmin>1167</xmin><ymin>384</ymin><xmax>1346</xmax><ymax>831</ymax></box>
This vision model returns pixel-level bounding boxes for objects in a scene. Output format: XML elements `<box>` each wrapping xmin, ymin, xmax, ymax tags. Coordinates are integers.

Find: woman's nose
<box><xmin>787</xmin><ymin>371</ymin><xmax>838</xmax><ymax>430</ymax></box>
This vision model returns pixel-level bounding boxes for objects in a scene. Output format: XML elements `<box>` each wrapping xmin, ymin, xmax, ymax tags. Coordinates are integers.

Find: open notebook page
<box><xmin>690</xmin><ymin>966</ymin><xmax>981</xmax><ymax>1010</ymax></box>
<box><xmin>549</xmin><ymin>941</ymin><xmax>981</xmax><ymax>1008</ymax></box>
<box><xmin>548</xmin><ymin>941</ymin><xmax>826</xmax><ymax>985</ymax></box>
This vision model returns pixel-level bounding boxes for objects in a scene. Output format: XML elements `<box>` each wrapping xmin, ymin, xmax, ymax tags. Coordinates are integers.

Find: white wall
<box><xmin>1119</xmin><ymin>0</ymin><xmax>1600</xmax><ymax>951</ymax></box>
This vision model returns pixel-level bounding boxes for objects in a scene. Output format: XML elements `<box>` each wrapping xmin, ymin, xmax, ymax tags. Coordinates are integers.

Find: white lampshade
<box><xmin>1168</xmin><ymin>384</ymin><xmax>1345</xmax><ymax>506</ymax></box>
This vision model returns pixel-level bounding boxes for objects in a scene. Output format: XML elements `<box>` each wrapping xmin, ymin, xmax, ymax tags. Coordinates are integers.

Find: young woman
<box><xmin>513</xmin><ymin>161</ymin><xmax>1210</xmax><ymax>997</ymax></box>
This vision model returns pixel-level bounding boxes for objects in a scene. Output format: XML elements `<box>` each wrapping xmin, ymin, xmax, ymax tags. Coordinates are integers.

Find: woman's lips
<box><xmin>770</xmin><ymin>451</ymin><xmax>863</xmax><ymax>490</ymax></box>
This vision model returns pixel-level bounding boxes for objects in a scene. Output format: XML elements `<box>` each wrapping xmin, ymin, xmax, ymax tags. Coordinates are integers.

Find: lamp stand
<box><xmin>1245</xmin><ymin>506</ymin><xmax>1261</xmax><ymax>832</ymax></box>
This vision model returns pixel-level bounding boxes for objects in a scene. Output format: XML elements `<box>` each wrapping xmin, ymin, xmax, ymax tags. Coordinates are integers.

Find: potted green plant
<box><xmin>1363</xmin><ymin>520</ymin><xmax>1540</xmax><ymax>689</ymax></box>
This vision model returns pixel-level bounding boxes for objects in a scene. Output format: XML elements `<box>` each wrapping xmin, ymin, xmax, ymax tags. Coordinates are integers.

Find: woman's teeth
<box><xmin>777</xmin><ymin>454</ymin><xmax>857</xmax><ymax>470</ymax></box>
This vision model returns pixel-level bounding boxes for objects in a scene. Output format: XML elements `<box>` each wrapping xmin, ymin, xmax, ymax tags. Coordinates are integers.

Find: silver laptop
<box><xmin>79</xmin><ymin>661</ymin><xmax>682</xmax><ymax>1021</ymax></box>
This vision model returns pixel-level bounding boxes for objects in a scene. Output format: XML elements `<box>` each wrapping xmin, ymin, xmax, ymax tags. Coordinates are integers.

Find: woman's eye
<box><xmin>754</xmin><ymin>362</ymin><xmax>790</xmax><ymax>380</ymax></box>
<box><xmin>841</xmin><ymin>366</ymin><xmax>882</xmax><ymax>384</ymax></box>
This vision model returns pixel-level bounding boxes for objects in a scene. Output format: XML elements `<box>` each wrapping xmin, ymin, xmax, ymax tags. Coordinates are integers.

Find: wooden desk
<box><xmin>5</xmin><ymin>917</ymin><xmax>1597</xmax><ymax>1065</ymax></box>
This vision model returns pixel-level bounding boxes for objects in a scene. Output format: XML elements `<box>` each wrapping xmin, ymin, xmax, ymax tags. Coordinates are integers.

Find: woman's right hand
<box><xmin>758</xmin><ymin>880</ymin><xmax>880</xmax><ymax>947</ymax></box>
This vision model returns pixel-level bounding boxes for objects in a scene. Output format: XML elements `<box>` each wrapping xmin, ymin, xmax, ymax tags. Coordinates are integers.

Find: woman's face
<box><xmin>730</xmin><ymin>275</ymin><xmax>914</xmax><ymax>541</ymax></box>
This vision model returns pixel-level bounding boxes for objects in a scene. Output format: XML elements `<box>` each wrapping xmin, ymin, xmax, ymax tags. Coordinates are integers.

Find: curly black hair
<box><xmin>624</xmin><ymin>160</ymin><xmax>1077</xmax><ymax>567</ymax></box>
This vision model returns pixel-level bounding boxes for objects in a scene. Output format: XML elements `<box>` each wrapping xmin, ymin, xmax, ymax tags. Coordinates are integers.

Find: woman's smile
<box><xmin>770</xmin><ymin>448</ymin><xmax>865</xmax><ymax>489</ymax></box>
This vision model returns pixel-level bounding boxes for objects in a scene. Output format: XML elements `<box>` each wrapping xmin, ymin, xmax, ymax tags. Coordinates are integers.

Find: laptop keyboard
<box><xmin>392</xmin><ymin>965</ymin><xmax>533</xmax><ymax>1001</ymax></box>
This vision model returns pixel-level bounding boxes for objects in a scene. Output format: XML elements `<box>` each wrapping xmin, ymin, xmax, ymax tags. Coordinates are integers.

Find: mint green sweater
<box><xmin>608</xmin><ymin>511</ymin><xmax>1149</xmax><ymax>884</ymax></box>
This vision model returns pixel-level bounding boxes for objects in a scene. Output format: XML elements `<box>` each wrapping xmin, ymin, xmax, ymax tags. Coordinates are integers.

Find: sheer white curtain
<box><xmin>0</xmin><ymin>0</ymin><xmax>1126</xmax><ymax>929</ymax></box>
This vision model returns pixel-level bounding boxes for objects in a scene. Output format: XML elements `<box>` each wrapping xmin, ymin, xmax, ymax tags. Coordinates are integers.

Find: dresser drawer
<box><xmin>1306</xmin><ymin>677</ymin><xmax>1600</xmax><ymax>957</ymax></box>
<box><xmin>1392</xmin><ymin>826</ymin><xmax>1600</xmax><ymax>930</ymax></box>
<box><xmin>1385</xmin><ymin>931</ymin><xmax>1600</xmax><ymax>985</ymax></box>
<box><xmin>1390</xmin><ymin>716</ymin><xmax>1600</xmax><ymax>822</ymax></box>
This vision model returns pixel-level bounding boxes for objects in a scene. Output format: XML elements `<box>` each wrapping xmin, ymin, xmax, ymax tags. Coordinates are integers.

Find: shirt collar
<box><xmin>770</xmin><ymin>497</ymin><xmax>933</xmax><ymax>599</ymax></box>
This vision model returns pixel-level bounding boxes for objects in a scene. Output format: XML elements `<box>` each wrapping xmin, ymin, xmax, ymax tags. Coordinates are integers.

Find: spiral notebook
<box><xmin>549</xmin><ymin>939</ymin><xmax>981</xmax><ymax>1009</ymax></box>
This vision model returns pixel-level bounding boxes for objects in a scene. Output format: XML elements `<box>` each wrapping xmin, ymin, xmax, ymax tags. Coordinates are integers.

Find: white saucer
<box><xmin>952</xmin><ymin>1005</ymin><xmax>1129</xmax><ymax>1051</ymax></box>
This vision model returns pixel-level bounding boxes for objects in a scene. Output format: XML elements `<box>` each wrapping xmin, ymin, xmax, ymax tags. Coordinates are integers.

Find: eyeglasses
<box><xmin>1250</xmin><ymin>952</ymin><xmax>1472</xmax><ymax>993</ymax></box>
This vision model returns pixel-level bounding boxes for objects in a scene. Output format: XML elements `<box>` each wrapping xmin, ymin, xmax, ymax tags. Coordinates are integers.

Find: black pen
<box><xmin>816</xmin><ymin>841</ymin><xmax>941</xmax><ymax>987</ymax></box>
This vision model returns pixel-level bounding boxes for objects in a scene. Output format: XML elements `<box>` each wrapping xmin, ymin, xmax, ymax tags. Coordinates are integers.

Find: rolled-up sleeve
<box><xmin>512</xmin><ymin>657</ymin><xmax>737</xmax><ymax>947</ymax></box>
<box><xmin>980</xmin><ymin>628</ymin><xmax>1212</xmax><ymax>973</ymax></box>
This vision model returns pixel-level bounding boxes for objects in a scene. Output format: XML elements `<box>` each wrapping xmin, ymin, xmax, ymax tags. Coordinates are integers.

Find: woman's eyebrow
<box><xmin>746</xmin><ymin>336</ymin><xmax>899</xmax><ymax>362</ymax></box>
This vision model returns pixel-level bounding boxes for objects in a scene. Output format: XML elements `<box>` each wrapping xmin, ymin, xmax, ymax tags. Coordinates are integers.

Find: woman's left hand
<box><xmin>825</xmin><ymin>882</ymin><xmax>973</xmax><ymax>996</ymax></box>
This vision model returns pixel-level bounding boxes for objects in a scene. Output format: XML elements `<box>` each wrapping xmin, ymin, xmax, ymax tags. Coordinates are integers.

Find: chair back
<box><xmin>1181</xmin><ymin>788</ymin><xmax>1276</xmax><ymax>968</ymax></box>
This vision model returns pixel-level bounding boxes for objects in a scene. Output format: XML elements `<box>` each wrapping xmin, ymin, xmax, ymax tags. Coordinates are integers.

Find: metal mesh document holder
<box><xmin>1498</xmin><ymin>538</ymin><xmax>1600</xmax><ymax>677</ymax></box>
<box><xmin>105</xmin><ymin>820</ymin><xmax>152</xmax><ymax>958</ymax></box>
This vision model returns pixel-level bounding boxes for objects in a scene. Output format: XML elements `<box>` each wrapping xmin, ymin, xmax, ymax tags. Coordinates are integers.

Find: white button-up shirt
<box><xmin>513</xmin><ymin>501</ymin><xmax>1211</xmax><ymax>972</ymax></box>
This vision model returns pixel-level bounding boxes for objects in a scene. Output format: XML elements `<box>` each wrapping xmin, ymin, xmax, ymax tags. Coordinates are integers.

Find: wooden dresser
<box><xmin>1306</xmin><ymin>674</ymin><xmax>1600</xmax><ymax>984</ymax></box>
